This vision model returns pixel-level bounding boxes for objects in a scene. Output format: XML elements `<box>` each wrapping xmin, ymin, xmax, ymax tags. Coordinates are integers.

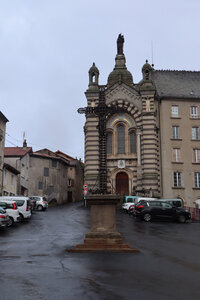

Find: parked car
<box><xmin>125</xmin><ymin>197</ymin><xmax>157</xmax><ymax>213</ymax></box>
<box><xmin>0</xmin><ymin>197</ymin><xmax>31</xmax><ymax>221</ymax></box>
<box><xmin>0</xmin><ymin>200</ymin><xmax>21</xmax><ymax>226</ymax></box>
<box><xmin>122</xmin><ymin>196</ymin><xmax>139</xmax><ymax>212</ymax></box>
<box><xmin>0</xmin><ymin>207</ymin><xmax>10</xmax><ymax>228</ymax></box>
<box><xmin>134</xmin><ymin>200</ymin><xmax>191</xmax><ymax>223</ymax></box>
<box><xmin>160</xmin><ymin>198</ymin><xmax>184</xmax><ymax>208</ymax></box>
<box><xmin>29</xmin><ymin>196</ymin><xmax>48</xmax><ymax>211</ymax></box>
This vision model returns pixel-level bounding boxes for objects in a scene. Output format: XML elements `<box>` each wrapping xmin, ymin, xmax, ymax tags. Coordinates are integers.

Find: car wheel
<box><xmin>7</xmin><ymin>217</ymin><xmax>14</xmax><ymax>227</ymax></box>
<box><xmin>143</xmin><ymin>213</ymin><xmax>152</xmax><ymax>222</ymax></box>
<box><xmin>178</xmin><ymin>215</ymin><xmax>186</xmax><ymax>223</ymax></box>
<box><xmin>37</xmin><ymin>205</ymin><xmax>43</xmax><ymax>211</ymax></box>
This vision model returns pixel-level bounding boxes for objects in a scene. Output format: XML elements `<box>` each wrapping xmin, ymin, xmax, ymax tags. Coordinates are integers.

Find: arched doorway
<box><xmin>116</xmin><ymin>172</ymin><xmax>129</xmax><ymax>195</ymax></box>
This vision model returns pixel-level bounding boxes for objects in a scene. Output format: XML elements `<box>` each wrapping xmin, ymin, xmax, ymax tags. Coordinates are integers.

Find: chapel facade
<box><xmin>83</xmin><ymin>35</ymin><xmax>200</xmax><ymax>207</ymax></box>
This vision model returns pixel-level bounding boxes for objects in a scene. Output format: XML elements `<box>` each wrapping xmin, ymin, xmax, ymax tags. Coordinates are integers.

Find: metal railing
<box><xmin>185</xmin><ymin>206</ymin><xmax>200</xmax><ymax>222</ymax></box>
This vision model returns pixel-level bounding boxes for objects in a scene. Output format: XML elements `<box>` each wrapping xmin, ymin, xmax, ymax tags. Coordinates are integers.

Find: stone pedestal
<box><xmin>67</xmin><ymin>195</ymin><xmax>139</xmax><ymax>253</ymax></box>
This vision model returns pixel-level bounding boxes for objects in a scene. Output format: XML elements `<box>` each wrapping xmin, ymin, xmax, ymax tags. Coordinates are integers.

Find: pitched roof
<box><xmin>152</xmin><ymin>70</ymin><xmax>200</xmax><ymax>98</ymax></box>
<box><xmin>4</xmin><ymin>147</ymin><xmax>32</xmax><ymax>157</ymax></box>
<box><xmin>55</xmin><ymin>150</ymin><xmax>76</xmax><ymax>161</ymax></box>
<box><xmin>31</xmin><ymin>149</ymin><xmax>70</xmax><ymax>165</ymax></box>
<box><xmin>0</xmin><ymin>111</ymin><xmax>9</xmax><ymax>123</ymax></box>
<box><xmin>4</xmin><ymin>163</ymin><xmax>20</xmax><ymax>175</ymax></box>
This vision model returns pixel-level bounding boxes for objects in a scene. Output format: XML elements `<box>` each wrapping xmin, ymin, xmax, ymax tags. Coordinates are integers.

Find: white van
<box><xmin>0</xmin><ymin>199</ymin><xmax>21</xmax><ymax>226</ymax></box>
<box><xmin>135</xmin><ymin>197</ymin><xmax>157</xmax><ymax>205</ymax></box>
<box><xmin>0</xmin><ymin>196</ymin><xmax>31</xmax><ymax>220</ymax></box>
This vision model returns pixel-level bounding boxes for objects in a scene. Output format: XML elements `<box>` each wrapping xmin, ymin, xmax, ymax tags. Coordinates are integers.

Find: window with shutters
<box><xmin>38</xmin><ymin>181</ymin><xmax>43</xmax><ymax>190</ymax></box>
<box><xmin>117</xmin><ymin>125</ymin><xmax>125</xmax><ymax>154</ymax></box>
<box><xmin>44</xmin><ymin>167</ymin><xmax>49</xmax><ymax>176</ymax></box>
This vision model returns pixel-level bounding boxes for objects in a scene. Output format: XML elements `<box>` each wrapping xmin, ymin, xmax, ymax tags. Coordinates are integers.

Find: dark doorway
<box><xmin>116</xmin><ymin>172</ymin><xmax>129</xmax><ymax>195</ymax></box>
<box><xmin>68</xmin><ymin>191</ymin><xmax>73</xmax><ymax>202</ymax></box>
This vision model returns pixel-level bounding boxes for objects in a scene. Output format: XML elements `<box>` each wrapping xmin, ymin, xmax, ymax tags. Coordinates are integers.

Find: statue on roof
<box><xmin>117</xmin><ymin>34</ymin><xmax>124</xmax><ymax>55</ymax></box>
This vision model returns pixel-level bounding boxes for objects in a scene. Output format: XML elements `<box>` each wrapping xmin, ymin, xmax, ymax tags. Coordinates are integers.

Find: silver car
<box><xmin>29</xmin><ymin>196</ymin><xmax>48</xmax><ymax>211</ymax></box>
<box><xmin>0</xmin><ymin>207</ymin><xmax>10</xmax><ymax>228</ymax></box>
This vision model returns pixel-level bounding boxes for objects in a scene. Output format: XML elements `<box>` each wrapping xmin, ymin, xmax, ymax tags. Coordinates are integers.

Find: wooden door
<box><xmin>116</xmin><ymin>172</ymin><xmax>129</xmax><ymax>195</ymax></box>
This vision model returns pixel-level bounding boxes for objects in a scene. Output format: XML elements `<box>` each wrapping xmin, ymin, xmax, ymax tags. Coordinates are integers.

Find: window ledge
<box><xmin>193</xmin><ymin>188</ymin><xmax>200</xmax><ymax>190</ymax></box>
<box><xmin>170</xmin><ymin>138</ymin><xmax>182</xmax><ymax>141</ymax></box>
<box><xmin>192</xmin><ymin>163</ymin><xmax>200</xmax><ymax>165</ymax></box>
<box><xmin>190</xmin><ymin>117</ymin><xmax>200</xmax><ymax>120</ymax></box>
<box><xmin>172</xmin><ymin>187</ymin><xmax>185</xmax><ymax>189</ymax></box>
<box><xmin>191</xmin><ymin>139</ymin><xmax>200</xmax><ymax>141</ymax></box>
<box><xmin>171</xmin><ymin>162</ymin><xmax>184</xmax><ymax>164</ymax></box>
<box><xmin>171</xmin><ymin>117</ymin><xmax>181</xmax><ymax>119</ymax></box>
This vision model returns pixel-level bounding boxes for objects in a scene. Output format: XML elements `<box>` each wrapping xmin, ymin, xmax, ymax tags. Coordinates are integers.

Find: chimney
<box><xmin>23</xmin><ymin>139</ymin><xmax>27</xmax><ymax>148</ymax></box>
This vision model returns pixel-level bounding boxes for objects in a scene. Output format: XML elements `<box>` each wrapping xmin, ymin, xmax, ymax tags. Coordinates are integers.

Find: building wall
<box><xmin>4</xmin><ymin>155</ymin><xmax>29</xmax><ymax>195</ymax></box>
<box><xmin>28</xmin><ymin>156</ymin><xmax>68</xmax><ymax>204</ymax></box>
<box><xmin>0</xmin><ymin>120</ymin><xmax>7</xmax><ymax>195</ymax></box>
<box><xmin>2</xmin><ymin>169</ymin><xmax>18</xmax><ymax>196</ymax></box>
<box><xmin>67</xmin><ymin>161</ymin><xmax>84</xmax><ymax>202</ymax></box>
<box><xmin>160</xmin><ymin>99</ymin><xmax>200</xmax><ymax>206</ymax></box>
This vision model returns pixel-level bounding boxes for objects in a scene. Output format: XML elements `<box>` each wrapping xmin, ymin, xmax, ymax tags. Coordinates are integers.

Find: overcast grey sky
<box><xmin>0</xmin><ymin>0</ymin><xmax>200</xmax><ymax>160</ymax></box>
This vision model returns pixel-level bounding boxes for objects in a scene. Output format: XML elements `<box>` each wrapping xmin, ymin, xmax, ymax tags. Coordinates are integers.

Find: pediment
<box><xmin>105</xmin><ymin>83</ymin><xmax>142</xmax><ymax>109</ymax></box>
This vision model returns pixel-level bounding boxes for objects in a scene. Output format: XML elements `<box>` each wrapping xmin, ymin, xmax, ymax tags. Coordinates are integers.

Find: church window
<box><xmin>107</xmin><ymin>132</ymin><xmax>112</xmax><ymax>154</ymax></box>
<box><xmin>117</xmin><ymin>125</ymin><xmax>125</xmax><ymax>154</ymax></box>
<box><xmin>130</xmin><ymin>131</ymin><xmax>136</xmax><ymax>153</ymax></box>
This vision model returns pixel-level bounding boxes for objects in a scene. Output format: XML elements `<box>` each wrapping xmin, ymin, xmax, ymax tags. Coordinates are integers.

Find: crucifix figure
<box><xmin>78</xmin><ymin>87</ymin><xmax>129</xmax><ymax>194</ymax></box>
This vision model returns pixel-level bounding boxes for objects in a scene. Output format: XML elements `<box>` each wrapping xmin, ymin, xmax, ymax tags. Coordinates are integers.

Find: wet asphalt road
<box><xmin>1</xmin><ymin>202</ymin><xmax>200</xmax><ymax>300</ymax></box>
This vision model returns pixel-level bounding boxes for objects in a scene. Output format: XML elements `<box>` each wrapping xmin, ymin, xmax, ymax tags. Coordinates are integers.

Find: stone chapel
<box><xmin>82</xmin><ymin>34</ymin><xmax>200</xmax><ymax>207</ymax></box>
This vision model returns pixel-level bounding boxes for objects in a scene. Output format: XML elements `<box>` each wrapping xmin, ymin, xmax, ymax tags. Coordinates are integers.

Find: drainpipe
<box><xmin>157</xmin><ymin>96</ymin><xmax>163</xmax><ymax>197</ymax></box>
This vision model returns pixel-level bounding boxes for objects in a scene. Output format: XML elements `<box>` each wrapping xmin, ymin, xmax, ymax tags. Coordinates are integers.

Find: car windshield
<box><xmin>0</xmin><ymin>207</ymin><xmax>5</xmax><ymax>213</ymax></box>
<box><xmin>161</xmin><ymin>202</ymin><xmax>172</xmax><ymax>208</ymax></box>
<box><xmin>127</xmin><ymin>198</ymin><xmax>134</xmax><ymax>203</ymax></box>
<box><xmin>16</xmin><ymin>200</ymin><xmax>25</xmax><ymax>206</ymax></box>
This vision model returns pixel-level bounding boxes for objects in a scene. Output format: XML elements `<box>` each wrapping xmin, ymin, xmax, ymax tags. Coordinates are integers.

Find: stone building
<box><xmin>83</xmin><ymin>35</ymin><xmax>200</xmax><ymax>207</ymax></box>
<box><xmin>2</xmin><ymin>163</ymin><xmax>19</xmax><ymax>196</ymax></box>
<box><xmin>4</xmin><ymin>141</ymin><xmax>32</xmax><ymax>196</ymax></box>
<box><xmin>28</xmin><ymin>149</ymin><xmax>83</xmax><ymax>204</ymax></box>
<box><xmin>0</xmin><ymin>112</ymin><xmax>8</xmax><ymax>195</ymax></box>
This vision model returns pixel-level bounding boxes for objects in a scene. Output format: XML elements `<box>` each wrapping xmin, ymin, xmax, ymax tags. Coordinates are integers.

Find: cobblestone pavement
<box><xmin>1</xmin><ymin>202</ymin><xmax>200</xmax><ymax>300</ymax></box>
